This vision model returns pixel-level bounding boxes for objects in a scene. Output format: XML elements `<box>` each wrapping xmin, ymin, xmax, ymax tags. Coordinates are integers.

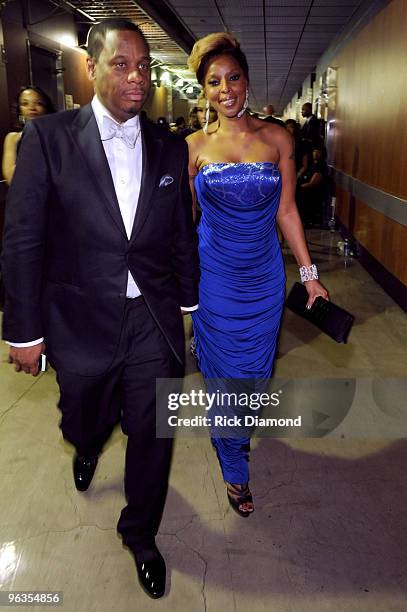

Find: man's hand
<box><xmin>8</xmin><ymin>342</ymin><xmax>46</xmax><ymax>376</ymax></box>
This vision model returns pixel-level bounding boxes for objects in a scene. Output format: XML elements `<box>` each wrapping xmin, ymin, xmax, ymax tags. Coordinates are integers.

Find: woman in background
<box><xmin>2</xmin><ymin>86</ymin><xmax>55</xmax><ymax>185</ymax></box>
<box><xmin>195</xmin><ymin>92</ymin><xmax>218</xmax><ymax>130</ymax></box>
<box><xmin>187</xmin><ymin>33</ymin><xmax>327</xmax><ymax>517</ymax></box>
<box><xmin>297</xmin><ymin>147</ymin><xmax>328</xmax><ymax>227</ymax></box>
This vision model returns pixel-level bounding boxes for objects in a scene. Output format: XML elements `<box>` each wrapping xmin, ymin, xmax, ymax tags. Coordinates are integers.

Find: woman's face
<box><xmin>203</xmin><ymin>54</ymin><xmax>248</xmax><ymax>119</ymax></box>
<box><xmin>196</xmin><ymin>101</ymin><xmax>217</xmax><ymax>127</ymax></box>
<box><xmin>19</xmin><ymin>89</ymin><xmax>47</xmax><ymax>121</ymax></box>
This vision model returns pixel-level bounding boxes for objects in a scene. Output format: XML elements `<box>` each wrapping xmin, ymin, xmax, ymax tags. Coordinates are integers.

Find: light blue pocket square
<box><xmin>159</xmin><ymin>174</ymin><xmax>174</xmax><ymax>188</ymax></box>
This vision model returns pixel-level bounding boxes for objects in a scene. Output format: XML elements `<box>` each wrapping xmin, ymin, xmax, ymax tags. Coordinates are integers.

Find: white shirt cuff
<box><xmin>6</xmin><ymin>338</ymin><xmax>44</xmax><ymax>347</ymax></box>
<box><xmin>180</xmin><ymin>304</ymin><xmax>199</xmax><ymax>313</ymax></box>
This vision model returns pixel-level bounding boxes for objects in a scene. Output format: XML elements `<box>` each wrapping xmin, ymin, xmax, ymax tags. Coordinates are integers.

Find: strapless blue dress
<box><xmin>192</xmin><ymin>162</ymin><xmax>286</xmax><ymax>484</ymax></box>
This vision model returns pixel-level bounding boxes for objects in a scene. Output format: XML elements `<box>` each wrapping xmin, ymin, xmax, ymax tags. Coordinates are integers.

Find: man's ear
<box><xmin>86</xmin><ymin>57</ymin><xmax>96</xmax><ymax>81</ymax></box>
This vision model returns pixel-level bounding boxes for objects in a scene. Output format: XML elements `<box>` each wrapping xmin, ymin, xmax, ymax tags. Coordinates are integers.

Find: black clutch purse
<box><xmin>285</xmin><ymin>282</ymin><xmax>354</xmax><ymax>343</ymax></box>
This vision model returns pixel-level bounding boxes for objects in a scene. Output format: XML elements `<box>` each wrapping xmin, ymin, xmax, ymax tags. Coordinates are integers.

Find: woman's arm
<box><xmin>186</xmin><ymin>133</ymin><xmax>199</xmax><ymax>222</ymax></box>
<box><xmin>2</xmin><ymin>132</ymin><xmax>21</xmax><ymax>185</ymax></box>
<box><xmin>300</xmin><ymin>171</ymin><xmax>323</xmax><ymax>190</ymax></box>
<box><xmin>296</xmin><ymin>152</ymin><xmax>309</xmax><ymax>181</ymax></box>
<box><xmin>275</xmin><ymin>129</ymin><xmax>328</xmax><ymax>305</ymax></box>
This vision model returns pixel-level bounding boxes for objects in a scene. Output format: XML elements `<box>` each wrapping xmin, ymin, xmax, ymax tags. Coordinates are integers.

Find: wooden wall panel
<box><xmin>62</xmin><ymin>48</ymin><xmax>93</xmax><ymax>107</ymax></box>
<box><xmin>335</xmin><ymin>185</ymin><xmax>350</xmax><ymax>228</ymax></box>
<box><xmin>2</xmin><ymin>20</ymin><xmax>30</xmax><ymax>127</ymax></box>
<box><xmin>0</xmin><ymin>21</ymin><xmax>10</xmax><ymax>169</ymax></box>
<box><xmin>353</xmin><ymin>198</ymin><xmax>407</xmax><ymax>285</ymax></box>
<box><xmin>172</xmin><ymin>98</ymin><xmax>190</xmax><ymax>124</ymax></box>
<box><xmin>335</xmin><ymin>181</ymin><xmax>407</xmax><ymax>285</ymax></box>
<box><xmin>329</xmin><ymin>0</ymin><xmax>407</xmax><ymax>289</ymax></box>
<box><xmin>332</xmin><ymin>0</ymin><xmax>407</xmax><ymax>200</ymax></box>
<box><xmin>143</xmin><ymin>86</ymin><xmax>169</xmax><ymax>121</ymax></box>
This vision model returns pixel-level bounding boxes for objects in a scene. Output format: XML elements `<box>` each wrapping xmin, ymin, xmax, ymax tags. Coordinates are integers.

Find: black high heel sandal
<box><xmin>226</xmin><ymin>482</ymin><xmax>254</xmax><ymax>518</ymax></box>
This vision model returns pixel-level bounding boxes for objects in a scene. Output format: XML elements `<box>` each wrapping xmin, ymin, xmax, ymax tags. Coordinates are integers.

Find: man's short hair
<box><xmin>86</xmin><ymin>18</ymin><xmax>150</xmax><ymax>60</ymax></box>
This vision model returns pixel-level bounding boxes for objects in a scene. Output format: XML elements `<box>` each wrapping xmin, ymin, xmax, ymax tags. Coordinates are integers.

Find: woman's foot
<box><xmin>226</xmin><ymin>482</ymin><xmax>254</xmax><ymax>517</ymax></box>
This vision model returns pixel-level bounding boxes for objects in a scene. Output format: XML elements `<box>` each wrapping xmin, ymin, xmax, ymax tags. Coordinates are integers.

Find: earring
<box><xmin>236</xmin><ymin>88</ymin><xmax>249</xmax><ymax>118</ymax></box>
<box><xmin>203</xmin><ymin>99</ymin><xmax>210</xmax><ymax>134</ymax></box>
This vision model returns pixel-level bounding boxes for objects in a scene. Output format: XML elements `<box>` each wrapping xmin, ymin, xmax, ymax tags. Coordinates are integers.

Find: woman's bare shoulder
<box><xmin>4</xmin><ymin>131</ymin><xmax>22</xmax><ymax>145</ymax></box>
<box><xmin>186</xmin><ymin>129</ymin><xmax>208</xmax><ymax>165</ymax></box>
<box><xmin>259</xmin><ymin>121</ymin><xmax>292</xmax><ymax>150</ymax></box>
<box><xmin>186</xmin><ymin>129</ymin><xmax>205</xmax><ymax>147</ymax></box>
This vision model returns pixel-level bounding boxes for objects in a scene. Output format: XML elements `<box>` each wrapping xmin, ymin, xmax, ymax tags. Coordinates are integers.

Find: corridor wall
<box><xmin>330</xmin><ymin>0</ymin><xmax>407</xmax><ymax>292</ymax></box>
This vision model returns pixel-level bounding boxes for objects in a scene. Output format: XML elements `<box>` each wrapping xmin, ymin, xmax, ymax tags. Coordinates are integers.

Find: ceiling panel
<box><xmin>62</xmin><ymin>0</ymin><xmax>366</xmax><ymax>114</ymax></box>
<box><xmin>162</xmin><ymin>0</ymin><xmax>364</xmax><ymax>112</ymax></box>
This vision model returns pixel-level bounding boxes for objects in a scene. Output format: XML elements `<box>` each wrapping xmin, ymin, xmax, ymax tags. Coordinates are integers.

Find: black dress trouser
<box><xmin>56</xmin><ymin>296</ymin><xmax>183</xmax><ymax>553</ymax></box>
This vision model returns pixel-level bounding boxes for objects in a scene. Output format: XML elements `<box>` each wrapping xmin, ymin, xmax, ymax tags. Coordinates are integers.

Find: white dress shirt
<box><xmin>7</xmin><ymin>95</ymin><xmax>197</xmax><ymax>348</ymax></box>
<box><xmin>92</xmin><ymin>94</ymin><xmax>142</xmax><ymax>298</ymax></box>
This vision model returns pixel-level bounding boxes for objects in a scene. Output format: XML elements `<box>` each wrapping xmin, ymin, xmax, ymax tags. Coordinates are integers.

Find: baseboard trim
<box><xmin>336</xmin><ymin>219</ymin><xmax>407</xmax><ymax>312</ymax></box>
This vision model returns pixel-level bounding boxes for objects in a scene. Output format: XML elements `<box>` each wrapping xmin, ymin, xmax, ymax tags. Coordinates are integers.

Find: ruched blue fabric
<box><xmin>192</xmin><ymin>162</ymin><xmax>286</xmax><ymax>484</ymax></box>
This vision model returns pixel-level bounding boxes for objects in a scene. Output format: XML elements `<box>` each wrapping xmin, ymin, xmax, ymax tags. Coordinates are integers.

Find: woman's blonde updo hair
<box><xmin>188</xmin><ymin>32</ymin><xmax>249</xmax><ymax>86</ymax></box>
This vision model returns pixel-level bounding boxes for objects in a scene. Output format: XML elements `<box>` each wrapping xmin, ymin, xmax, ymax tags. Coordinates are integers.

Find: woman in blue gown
<box><xmin>186</xmin><ymin>33</ymin><xmax>327</xmax><ymax>517</ymax></box>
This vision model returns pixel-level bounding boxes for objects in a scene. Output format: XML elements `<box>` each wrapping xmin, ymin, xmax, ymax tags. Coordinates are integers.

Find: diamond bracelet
<box><xmin>299</xmin><ymin>264</ymin><xmax>319</xmax><ymax>283</ymax></box>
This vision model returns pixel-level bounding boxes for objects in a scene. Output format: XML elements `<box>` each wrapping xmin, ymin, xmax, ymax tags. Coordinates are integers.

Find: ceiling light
<box><xmin>58</xmin><ymin>34</ymin><xmax>77</xmax><ymax>48</ymax></box>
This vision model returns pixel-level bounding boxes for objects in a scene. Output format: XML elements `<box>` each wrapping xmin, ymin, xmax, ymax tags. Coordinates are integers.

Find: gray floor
<box><xmin>1</xmin><ymin>229</ymin><xmax>406</xmax><ymax>611</ymax></box>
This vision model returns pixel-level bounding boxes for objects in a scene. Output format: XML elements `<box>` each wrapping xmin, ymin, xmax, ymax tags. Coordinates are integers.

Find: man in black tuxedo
<box><xmin>262</xmin><ymin>103</ymin><xmax>285</xmax><ymax>127</ymax></box>
<box><xmin>1</xmin><ymin>19</ymin><xmax>199</xmax><ymax>599</ymax></box>
<box><xmin>300</xmin><ymin>102</ymin><xmax>322</xmax><ymax>148</ymax></box>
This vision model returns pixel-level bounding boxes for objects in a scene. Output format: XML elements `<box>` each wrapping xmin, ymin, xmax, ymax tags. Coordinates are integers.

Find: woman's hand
<box><xmin>304</xmin><ymin>279</ymin><xmax>329</xmax><ymax>309</ymax></box>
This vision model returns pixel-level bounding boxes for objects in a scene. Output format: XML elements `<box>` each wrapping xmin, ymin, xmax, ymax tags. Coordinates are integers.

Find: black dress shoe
<box><xmin>134</xmin><ymin>548</ymin><xmax>166</xmax><ymax>599</ymax></box>
<box><xmin>73</xmin><ymin>455</ymin><xmax>98</xmax><ymax>491</ymax></box>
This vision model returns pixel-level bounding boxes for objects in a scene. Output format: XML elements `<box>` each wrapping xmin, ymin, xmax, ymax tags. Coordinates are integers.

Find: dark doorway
<box><xmin>29</xmin><ymin>43</ymin><xmax>59</xmax><ymax>110</ymax></box>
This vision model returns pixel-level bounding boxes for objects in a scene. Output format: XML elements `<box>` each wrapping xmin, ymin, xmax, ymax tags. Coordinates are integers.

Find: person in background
<box><xmin>262</xmin><ymin>103</ymin><xmax>285</xmax><ymax>126</ymax></box>
<box><xmin>2</xmin><ymin>86</ymin><xmax>55</xmax><ymax>185</ymax></box>
<box><xmin>285</xmin><ymin>119</ymin><xmax>304</xmax><ymax>172</ymax></box>
<box><xmin>188</xmin><ymin>106</ymin><xmax>201</xmax><ymax>131</ymax></box>
<box><xmin>286</xmin><ymin>119</ymin><xmax>314</xmax><ymax>204</ymax></box>
<box><xmin>300</xmin><ymin>102</ymin><xmax>322</xmax><ymax>148</ymax></box>
<box><xmin>297</xmin><ymin>147</ymin><xmax>328</xmax><ymax>227</ymax></box>
<box><xmin>195</xmin><ymin>92</ymin><xmax>218</xmax><ymax>129</ymax></box>
<box><xmin>156</xmin><ymin>116</ymin><xmax>170</xmax><ymax>130</ymax></box>
<box><xmin>174</xmin><ymin>115</ymin><xmax>193</xmax><ymax>138</ymax></box>
<box><xmin>285</xmin><ymin>118</ymin><xmax>299</xmax><ymax>139</ymax></box>
<box><xmin>192</xmin><ymin>93</ymin><xmax>218</xmax><ymax>225</ymax></box>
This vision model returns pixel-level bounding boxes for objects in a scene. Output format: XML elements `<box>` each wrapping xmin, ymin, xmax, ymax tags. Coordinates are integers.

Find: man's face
<box><xmin>313</xmin><ymin>149</ymin><xmax>321</xmax><ymax>162</ymax></box>
<box><xmin>302</xmin><ymin>104</ymin><xmax>311</xmax><ymax>118</ymax></box>
<box><xmin>86</xmin><ymin>29</ymin><xmax>150</xmax><ymax>123</ymax></box>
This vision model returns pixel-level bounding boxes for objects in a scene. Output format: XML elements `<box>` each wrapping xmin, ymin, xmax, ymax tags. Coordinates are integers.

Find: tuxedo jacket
<box><xmin>300</xmin><ymin>115</ymin><xmax>321</xmax><ymax>147</ymax></box>
<box><xmin>1</xmin><ymin>105</ymin><xmax>199</xmax><ymax>375</ymax></box>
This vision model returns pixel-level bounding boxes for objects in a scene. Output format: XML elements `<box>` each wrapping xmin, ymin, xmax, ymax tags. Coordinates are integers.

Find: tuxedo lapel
<box><xmin>130</xmin><ymin>115</ymin><xmax>163</xmax><ymax>243</ymax></box>
<box><xmin>71</xmin><ymin>105</ymin><xmax>127</xmax><ymax>238</ymax></box>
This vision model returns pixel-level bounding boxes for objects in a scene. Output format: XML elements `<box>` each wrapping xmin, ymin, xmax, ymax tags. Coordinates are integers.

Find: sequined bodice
<box><xmin>195</xmin><ymin>162</ymin><xmax>281</xmax><ymax>215</ymax></box>
<box><xmin>194</xmin><ymin>161</ymin><xmax>283</xmax><ymax>276</ymax></box>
